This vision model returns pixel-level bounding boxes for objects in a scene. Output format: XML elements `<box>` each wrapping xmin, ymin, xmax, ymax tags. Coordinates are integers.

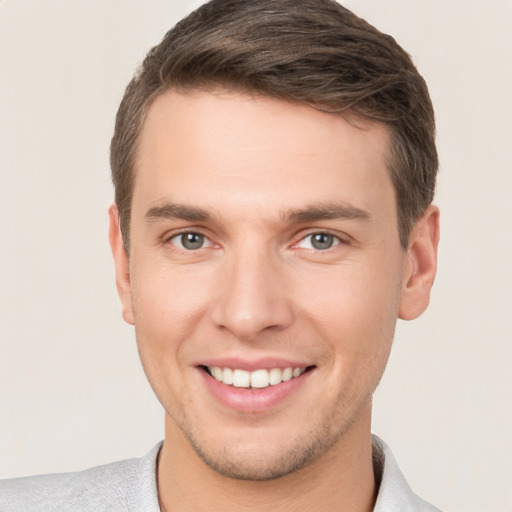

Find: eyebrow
<box><xmin>286</xmin><ymin>203</ymin><xmax>371</xmax><ymax>223</ymax></box>
<box><xmin>144</xmin><ymin>201</ymin><xmax>371</xmax><ymax>225</ymax></box>
<box><xmin>145</xmin><ymin>203</ymin><xmax>211</xmax><ymax>222</ymax></box>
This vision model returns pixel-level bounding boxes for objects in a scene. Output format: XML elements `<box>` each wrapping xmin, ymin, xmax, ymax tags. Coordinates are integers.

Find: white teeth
<box><xmin>268</xmin><ymin>368</ymin><xmax>282</xmax><ymax>385</ymax></box>
<box><xmin>232</xmin><ymin>369</ymin><xmax>250</xmax><ymax>387</ymax></box>
<box><xmin>211</xmin><ymin>366</ymin><xmax>223</xmax><ymax>381</ymax></box>
<box><xmin>208</xmin><ymin>366</ymin><xmax>306</xmax><ymax>388</ymax></box>
<box><xmin>250</xmin><ymin>369</ymin><xmax>269</xmax><ymax>388</ymax></box>
<box><xmin>223</xmin><ymin>367</ymin><xmax>234</xmax><ymax>385</ymax></box>
<box><xmin>282</xmin><ymin>367</ymin><xmax>293</xmax><ymax>381</ymax></box>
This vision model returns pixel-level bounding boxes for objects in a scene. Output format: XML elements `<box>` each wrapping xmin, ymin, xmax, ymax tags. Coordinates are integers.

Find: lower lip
<box><xmin>198</xmin><ymin>368</ymin><xmax>313</xmax><ymax>413</ymax></box>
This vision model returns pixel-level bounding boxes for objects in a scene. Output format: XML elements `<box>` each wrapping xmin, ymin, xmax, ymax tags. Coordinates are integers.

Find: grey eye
<box><xmin>296</xmin><ymin>232</ymin><xmax>341</xmax><ymax>251</ymax></box>
<box><xmin>181</xmin><ymin>232</ymin><xmax>204</xmax><ymax>250</ymax></box>
<box><xmin>310</xmin><ymin>233</ymin><xmax>335</xmax><ymax>250</ymax></box>
<box><xmin>169</xmin><ymin>232</ymin><xmax>208</xmax><ymax>250</ymax></box>
<box><xmin>296</xmin><ymin>232</ymin><xmax>340</xmax><ymax>250</ymax></box>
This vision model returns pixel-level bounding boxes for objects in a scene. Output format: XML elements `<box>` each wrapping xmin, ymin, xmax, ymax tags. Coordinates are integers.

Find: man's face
<box><xmin>114</xmin><ymin>89</ymin><xmax>411</xmax><ymax>479</ymax></box>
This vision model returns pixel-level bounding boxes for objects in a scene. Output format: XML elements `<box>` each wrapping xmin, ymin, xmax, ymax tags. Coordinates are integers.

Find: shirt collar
<box><xmin>372</xmin><ymin>435</ymin><xmax>441</xmax><ymax>511</ymax></box>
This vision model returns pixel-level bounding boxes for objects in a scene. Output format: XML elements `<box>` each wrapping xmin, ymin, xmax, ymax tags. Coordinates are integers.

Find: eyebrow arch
<box><xmin>287</xmin><ymin>203</ymin><xmax>371</xmax><ymax>223</ymax></box>
<box><xmin>145</xmin><ymin>203</ymin><xmax>211</xmax><ymax>222</ymax></box>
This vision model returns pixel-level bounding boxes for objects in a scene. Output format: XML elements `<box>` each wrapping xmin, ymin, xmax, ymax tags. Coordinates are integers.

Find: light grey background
<box><xmin>1</xmin><ymin>1</ymin><xmax>511</xmax><ymax>511</ymax></box>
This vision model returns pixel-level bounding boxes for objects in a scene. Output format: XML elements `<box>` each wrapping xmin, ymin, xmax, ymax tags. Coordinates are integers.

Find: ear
<box><xmin>108</xmin><ymin>203</ymin><xmax>135</xmax><ymax>325</ymax></box>
<box><xmin>399</xmin><ymin>205</ymin><xmax>440</xmax><ymax>320</ymax></box>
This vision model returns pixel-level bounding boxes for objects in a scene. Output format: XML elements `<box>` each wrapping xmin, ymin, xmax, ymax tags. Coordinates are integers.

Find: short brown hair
<box><xmin>111</xmin><ymin>0</ymin><xmax>437</xmax><ymax>249</ymax></box>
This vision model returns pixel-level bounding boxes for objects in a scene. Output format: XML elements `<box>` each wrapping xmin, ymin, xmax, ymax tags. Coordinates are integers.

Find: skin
<box><xmin>109</xmin><ymin>89</ymin><xmax>439</xmax><ymax>512</ymax></box>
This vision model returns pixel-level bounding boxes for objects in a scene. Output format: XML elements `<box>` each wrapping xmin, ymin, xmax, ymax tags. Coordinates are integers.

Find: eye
<box><xmin>168</xmin><ymin>232</ymin><xmax>212</xmax><ymax>250</ymax></box>
<box><xmin>297</xmin><ymin>232</ymin><xmax>341</xmax><ymax>251</ymax></box>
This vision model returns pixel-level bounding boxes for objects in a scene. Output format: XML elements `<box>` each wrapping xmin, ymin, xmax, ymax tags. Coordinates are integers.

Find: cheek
<box><xmin>130</xmin><ymin>267</ymin><xmax>208</xmax><ymax>409</ymax></box>
<box><xmin>128</xmin><ymin>264</ymin><xmax>214</xmax><ymax>396</ymax></box>
<box><xmin>310</xmin><ymin>279</ymin><xmax>398</xmax><ymax>404</ymax></box>
<box><xmin>131</xmin><ymin>262</ymin><xmax>211</xmax><ymax>337</ymax></box>
<box><xmin>299</xmin><ymin>261</ymin><xmax>402</xmax><ymax>335</ymax></box>
<box><xmin>294</xmin><ymin>257</ymin><xmax>402</xmax><ymax>385</ymax></box>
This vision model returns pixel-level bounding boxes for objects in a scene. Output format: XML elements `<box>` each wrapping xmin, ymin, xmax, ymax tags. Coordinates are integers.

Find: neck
<box><xmin>157</xmin><ymin>405</ymin><xmax>376</xmax><ymax>512</ymax></box>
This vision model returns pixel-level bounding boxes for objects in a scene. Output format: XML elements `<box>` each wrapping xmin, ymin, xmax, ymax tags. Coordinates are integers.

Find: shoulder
<box><xmin>372</xmin><ymin>435</ymin><xmax>443</xmax><ymax>512</ymax></box>
<box><xmin>0</xmin><ymin>443</ymin><xmax>162</xmax><ymax>512</ymax></box>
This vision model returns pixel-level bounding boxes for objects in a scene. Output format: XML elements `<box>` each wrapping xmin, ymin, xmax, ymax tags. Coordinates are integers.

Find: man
<box><xmin>0</xmin><ymin>0</ymin><xmax>441</xmax><ymax>510</ymax></box>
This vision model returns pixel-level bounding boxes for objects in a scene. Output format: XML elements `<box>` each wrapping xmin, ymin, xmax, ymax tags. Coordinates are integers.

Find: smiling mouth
<box><xmin>201</xmin><ymin>365</ymin><xmax>315</xmax><ymax>389</ymax></box>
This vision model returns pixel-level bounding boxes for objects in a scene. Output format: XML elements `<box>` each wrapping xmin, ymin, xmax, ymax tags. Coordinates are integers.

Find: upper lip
<box><xmin>197</xmin><ymin>357</ymin><xmax>313</xmax><ymax>372</ymax></box>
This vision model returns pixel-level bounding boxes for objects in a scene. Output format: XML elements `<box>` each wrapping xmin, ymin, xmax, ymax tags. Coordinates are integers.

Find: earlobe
<box><xmin>399</xmin><ymin>205</ymin><xmax>440</xmax><ymax>321</ymax></box>
<box><xmin>108</xmin><ymin>204</ymin><xmax>135</xmax><ymax>325</ymax></box>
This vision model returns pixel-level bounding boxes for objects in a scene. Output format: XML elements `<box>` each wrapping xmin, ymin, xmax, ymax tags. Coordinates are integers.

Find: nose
<box><xmin>210</xmin><ymin>248</ymin><xmax>294</xmax><ymax>340</ymax></box>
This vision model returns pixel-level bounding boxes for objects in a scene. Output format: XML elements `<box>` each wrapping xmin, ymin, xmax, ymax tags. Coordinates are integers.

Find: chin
<box><xmin>180</xmin><ymin>420</ymin><xmax>343</xmax><ymax>481</ymax></box>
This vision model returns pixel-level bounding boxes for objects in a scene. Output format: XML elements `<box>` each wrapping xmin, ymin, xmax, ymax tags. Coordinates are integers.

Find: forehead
<box><xmin>133</xmin><ymin>89</ymin><xmax>395</xmax><ymax>225</ymax></box>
